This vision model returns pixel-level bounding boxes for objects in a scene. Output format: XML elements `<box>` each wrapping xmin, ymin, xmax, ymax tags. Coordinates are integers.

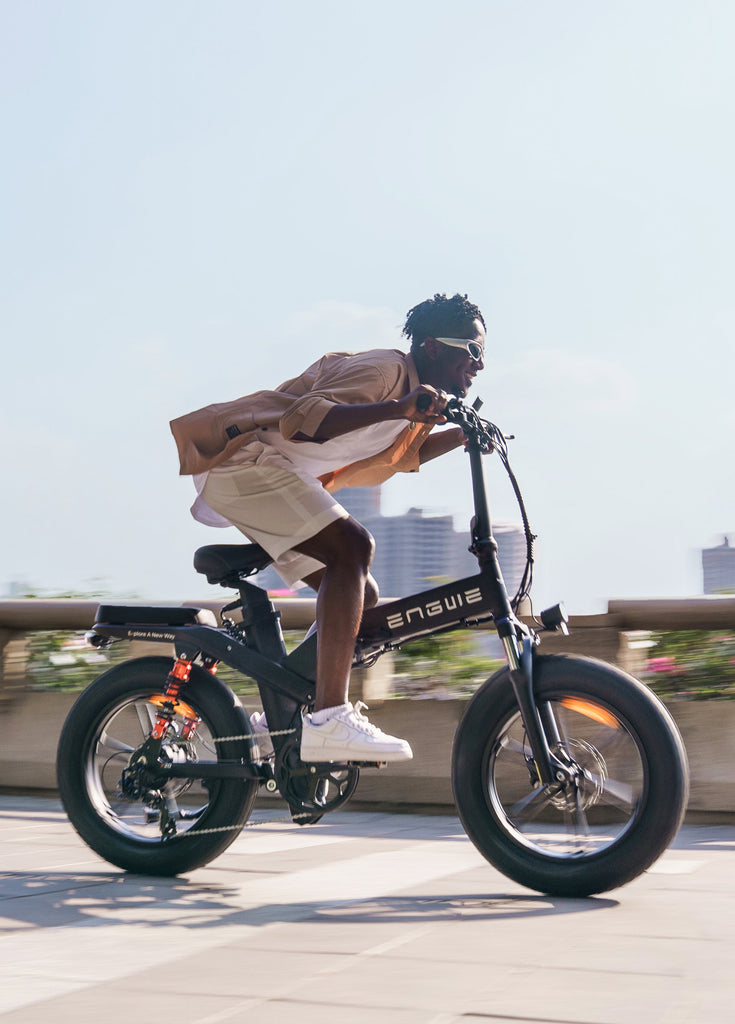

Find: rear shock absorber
<box><xmin>150</xmin><ymin>656</ymin><xmax>193</xmax><ymax>740</ymax></box>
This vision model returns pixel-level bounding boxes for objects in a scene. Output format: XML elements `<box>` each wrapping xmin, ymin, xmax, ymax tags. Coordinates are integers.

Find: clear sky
<box><xmin>2</xmin><ymin>0</ymin><xmax>733</xmax><ymax>613</ymax></box>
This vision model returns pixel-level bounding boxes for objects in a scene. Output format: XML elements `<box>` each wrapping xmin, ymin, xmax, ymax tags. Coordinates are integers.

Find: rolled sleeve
<box><xmin>279</xmin><ymin>357</ymin><xmax>404</xmax><ymax>440</ymax></box>
<box><xmin>280</xmin><ymin>394</ymin><xmax>337</xmax><ymax>439</ymax></box>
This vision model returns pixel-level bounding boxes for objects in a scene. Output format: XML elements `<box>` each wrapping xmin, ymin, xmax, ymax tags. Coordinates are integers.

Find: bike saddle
<box><xmin>193</xmin><ymin>544</ymin><xmax>274</xmax><ymax>585</ymax></box>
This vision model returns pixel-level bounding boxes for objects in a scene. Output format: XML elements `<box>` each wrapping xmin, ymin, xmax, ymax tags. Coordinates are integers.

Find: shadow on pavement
<box><xmin>0</xmin><ymin>868</ymin><xmax>617</xmax><ymax>932</ymax></box>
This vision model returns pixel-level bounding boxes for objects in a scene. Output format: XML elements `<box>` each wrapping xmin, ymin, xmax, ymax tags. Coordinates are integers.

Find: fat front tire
<box><xmin>57</xmin><ymin>657</ymin><xmax>258</xmax><ymax>875</ymax></box>
<box><xmin>452</xmin><ymin>654</ymin><xmax>689</xmax><ymax>897</ymax></box>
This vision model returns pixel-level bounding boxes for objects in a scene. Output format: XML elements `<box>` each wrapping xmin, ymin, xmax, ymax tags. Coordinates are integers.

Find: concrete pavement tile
<box><xmin>257</xmin><ymin>953</ymin><xmax>504</xmax><ymax>1016</ymax></box>
<box><xmin>0</xmin><ymin>976</ymin><xmax>91</xmax><ymax>1017</ymax></box>
<box><xmin>205</xmin><ymin>998</ymin><xmax>440</xmax><ymax>1024</ymax></box>
<box><xmin>252</xmin><ymin>918</ymin><xmax>442</xmax><ymax>956</ymax></box>
<box><xmin>210</xmin><ymin>834</ymin><xmax>412</xmax><ymax>879</ymax></box>
<box><xmin>0</xmin><ymin>798</ymin><xmax>733</xmax><ymax>1024</ymax></box>
<box><xmin>0</xmin><ymin>916</ymin><xmax>36</xmax><ymax>932</ymax></box>
<box><xmin>94</xmin><ymin>944</ymin><xmax>356</xmax><ymax>998</ymax></box>
<box><xmin>0</xmin><ymin>985</ymin><xmax>253</xmax><ymax>1024</ymax></box>
<box><xmin>0</xmin><ymin>850</ymin><xmax>106</xmax><ymax>873</ymax></box>
<box><xmin>460</xmin><ymin>963</ymin><xmax>699</xmax><ymax>1024</ymax></box>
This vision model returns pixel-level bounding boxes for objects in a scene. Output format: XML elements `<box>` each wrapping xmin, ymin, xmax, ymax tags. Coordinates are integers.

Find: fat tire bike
<box><xmin>57</xmin><ymin>396</ymin><xmax>689</xmax><ymax>896</ymax></box>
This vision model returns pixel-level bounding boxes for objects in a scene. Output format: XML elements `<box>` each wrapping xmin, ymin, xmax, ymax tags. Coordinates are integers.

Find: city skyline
<box><xmin>256</xmin><ymin>486</ymin><xmax>528</xmax><ymax>602</ymax></box>
<box><xmin>702</xmin><ymin>536</ymin><xmax>735</xmax><ymax>596</ymax></box>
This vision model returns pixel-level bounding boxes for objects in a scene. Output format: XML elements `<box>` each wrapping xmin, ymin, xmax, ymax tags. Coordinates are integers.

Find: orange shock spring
<box><xmin>180</xmin><ymin>657</ymin><xmax>218</xmax><ymax>739</ymax></box>
<box><xmin>150</xmin><ymin>656</ymin><xmax>192</xmax><ymax>740</ymax></box>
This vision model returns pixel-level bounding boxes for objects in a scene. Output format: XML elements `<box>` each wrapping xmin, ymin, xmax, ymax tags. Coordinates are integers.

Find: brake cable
<box><xmin>446</xmin><ymin>398</ymin><xmax>538</xmax><ymax>618</ymax></box>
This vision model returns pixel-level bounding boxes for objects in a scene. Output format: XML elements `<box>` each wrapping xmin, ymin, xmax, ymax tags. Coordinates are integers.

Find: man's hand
<box><xmin>398</xmin><ymin>386</ymin><xmax>449</xmax><ymax>424</ymax></box>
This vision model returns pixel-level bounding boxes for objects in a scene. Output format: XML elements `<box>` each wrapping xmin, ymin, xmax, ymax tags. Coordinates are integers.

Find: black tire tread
<box><xmin>57</xmin><ymin>656</ymin><xmax>258</xmax><ymax>875</ymax></box>
<box><xmin>452</xmin><ymin>653</ymin><xmax>689</xmax><ymax>896</ymax></box>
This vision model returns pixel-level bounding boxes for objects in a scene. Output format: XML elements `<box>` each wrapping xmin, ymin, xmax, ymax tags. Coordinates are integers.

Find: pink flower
<box><xmin>646</xmin><ymin>656</ymin><xmax>676</xmax><ymax>673</ymax></box>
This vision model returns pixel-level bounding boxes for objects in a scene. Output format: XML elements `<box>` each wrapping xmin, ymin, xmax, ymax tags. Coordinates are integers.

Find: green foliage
<box><xmin>25</xmin><ymin>632</ymin><xmax>133</xmax><ymax>691</ymax></box>
<box><xmin>17</xmin><ymin>578</ymin><xmax>503</xmax><ymax>697</ymax></box>
<box><xmin>641</xmin><ymin>630</ymin><xmax>735</xmax><ymax>700</ymax></box>
<box><xmin>19</xmin><ymin>586</ymin><xmax>136</xmax><ymax>692</ymax></box>
<box><xmin>392</xmin><ymin>630</ymin><xmax>503</xmax><ymax>697</ymax></box>
<box><xmin>23</xmin><ymin>610</ymin><xmax>501</xmax><ymax>698</ymax></box>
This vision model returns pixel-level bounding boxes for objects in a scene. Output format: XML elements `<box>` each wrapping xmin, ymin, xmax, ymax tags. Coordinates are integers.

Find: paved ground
<box><xmin>0</xmin><ymin>795</ymin><xmax>733</xmax><ymax>1023</ymax></box>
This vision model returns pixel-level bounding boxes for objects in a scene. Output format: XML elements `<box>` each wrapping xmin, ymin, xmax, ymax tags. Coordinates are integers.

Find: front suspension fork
<box><xmin>497</xmin><ymin>622</ymin><xmax>562</xmax><ymax>787</ymax></box>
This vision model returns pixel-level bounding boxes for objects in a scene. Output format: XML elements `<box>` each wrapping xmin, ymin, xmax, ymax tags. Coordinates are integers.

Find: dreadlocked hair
<box><xmin>402</xmin><ymin>293</ymin><xmax>485</xmax><ymax>350</ymax></box>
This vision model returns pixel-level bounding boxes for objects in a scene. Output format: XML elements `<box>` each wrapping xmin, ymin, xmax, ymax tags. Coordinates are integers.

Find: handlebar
<box><xmin>415</xmin><ymin>392</ymin><xmax>502</xmax><ymax>452</ymax></box>
<box><xmin>445</xmin><ymin>398</ymin><xmax>503</xmax><ymax>453</ymax></box>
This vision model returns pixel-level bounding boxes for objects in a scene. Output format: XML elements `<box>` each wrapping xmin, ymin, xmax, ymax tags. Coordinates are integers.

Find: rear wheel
<box><xmin>452</xmin><ymin>654</ymin><xmax>688</xmax><ymax>896</ymax></box>
<box><xmin>57</xmin><ymin>657</ymin><xmax>258</xmax><ymax>875</ymax></box>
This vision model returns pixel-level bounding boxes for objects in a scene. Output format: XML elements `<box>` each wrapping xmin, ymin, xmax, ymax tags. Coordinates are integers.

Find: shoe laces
<box><xmin>343</xmin><ymin>701</ymin><xmax>382</xmax><ymax>737</ymax></box>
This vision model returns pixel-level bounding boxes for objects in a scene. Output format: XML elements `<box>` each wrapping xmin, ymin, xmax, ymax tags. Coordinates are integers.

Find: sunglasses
<box><xmin>431</xmin><ymin>337</ymin><xmax>485</xmax><ymax>362</ymax></box>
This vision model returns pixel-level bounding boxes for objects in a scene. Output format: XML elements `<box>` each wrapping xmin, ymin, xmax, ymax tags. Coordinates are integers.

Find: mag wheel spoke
<box><xmin>486</xmin><ymin>695</ymin><xmax>645</xmax><ymax>860</ymax></box>
<box><xmin>98</xmin><ymin>730</ymin><xmax>134</xmax><ymax>755</ymax></box>
<box><xmin>86</xmin><ymin>691</ymin><xmax>216</xmax><ymax>843</ymax></box>
<box><xmin>508</xmin><ymin>784</ymin><xmax>560</xmax><ymax>822</ymax></box>
<box><xmin>593</xmin><ymin>775</ymin><xmax>637</xmax><ymax>812</ymax></box>
<box><xmin>133</xmin><ymin>700</ymin><xmax>157</xmax><ymax>736</ymax></box>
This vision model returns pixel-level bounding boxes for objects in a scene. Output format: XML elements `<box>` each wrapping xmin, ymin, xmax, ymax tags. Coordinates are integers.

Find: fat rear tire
<box><xmin>57</xmin><ymin>657</ymin><xmax>258</xmax><ymax>875</ymax></box>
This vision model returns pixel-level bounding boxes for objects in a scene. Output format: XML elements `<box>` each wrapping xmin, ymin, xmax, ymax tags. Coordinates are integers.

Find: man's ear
<box><xmin>422</xmin><ymin>337</ymin><xmax>440</xmax><ymax>360</ymax></box>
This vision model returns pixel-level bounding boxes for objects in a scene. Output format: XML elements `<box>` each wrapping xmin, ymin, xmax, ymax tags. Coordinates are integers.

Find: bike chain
<box><xmin>211</xmin><ymin>727</ymin><xmax>295</xmax><ymax>743</ymax></box>
<box><xmin>170</xmin><ymin>725</ymin><xmax>315</xmax><ymax>835</ymax></box>
<box><xmin>177</xmin><ymin>812</ymin><xmax>314</xmax><ymax>835</ymax></box>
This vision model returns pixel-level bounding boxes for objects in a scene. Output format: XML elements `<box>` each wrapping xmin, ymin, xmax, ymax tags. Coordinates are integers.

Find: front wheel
<box><xmin>57</xmin><ymin>656</ymin><xmax>259</xmax><ymax>875</ymax></box>
<box><xmin>452</xmin><ymin>654</ymin><xmax>689</xmax><ymax>896</ymax></box>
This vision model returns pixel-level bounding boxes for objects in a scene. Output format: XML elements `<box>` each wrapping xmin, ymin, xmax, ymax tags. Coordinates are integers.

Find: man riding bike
<box><xmin>171</xmin><ymin>292</ymin><xmax>485</xmax><ymax>763</ymax></box>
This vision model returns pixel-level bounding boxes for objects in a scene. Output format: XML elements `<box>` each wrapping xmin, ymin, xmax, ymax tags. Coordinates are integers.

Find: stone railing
<box><xmin>526</xmin><ymin>596</ymin><xmax>735</xmax><ymax>674</ymax></box>
<box><xmin>3</xmin><ymin>594</ymin><xmax>735</xmax><ymax>702</ymax></box>
<box><xmin>1</xmin><ymin>595</ymin><xmax>734</xmax><ymax>817</ymax></box>
<box><xmin>0</xmin><ymin>597</ymin><xmax>315</xmax><ymax>704</ymax></box>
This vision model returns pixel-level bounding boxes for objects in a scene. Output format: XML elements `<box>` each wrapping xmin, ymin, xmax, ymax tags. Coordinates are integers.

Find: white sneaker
<box><xmin>300</xmin><ymin>702</ymin><xmax>413</xmax><ymax>763</ymax></box>
<box><xmin>249</xmin><ymin>711</ymin><xmax>274</xmax><ymax>761</ymax></box>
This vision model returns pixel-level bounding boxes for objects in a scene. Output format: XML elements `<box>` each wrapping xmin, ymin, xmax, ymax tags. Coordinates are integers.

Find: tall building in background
<box><xmin>256</xmin><ymin>485</ymin><xmax>526</xmax><ymax>596</ymax></box>
<box><xmin>334</xmin><ymin>486</ymin><xmax>381</xmax><ymax>521</ymax></box>
<box><xmin>702</xmin><ymin>536</ymin><xmax>735</xmax><ymax>594</ymax></box>
<box><xmin>323</xmin><ymin>487</ymin><xmax>526</xmax><ymax>599</ymax></box>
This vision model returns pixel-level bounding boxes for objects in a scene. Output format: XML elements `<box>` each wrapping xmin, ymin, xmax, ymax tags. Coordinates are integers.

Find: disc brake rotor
<box><xmin>547</xmin><ymin>738</ymin><xmax>607</xmax><ymax>812</ymax></box>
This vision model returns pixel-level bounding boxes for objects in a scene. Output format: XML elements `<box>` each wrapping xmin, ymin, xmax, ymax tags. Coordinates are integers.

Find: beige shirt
<box><xmin>170</xmin><ymin>348</ymin><xmax>433</xmax><ymax>491</ymax></box>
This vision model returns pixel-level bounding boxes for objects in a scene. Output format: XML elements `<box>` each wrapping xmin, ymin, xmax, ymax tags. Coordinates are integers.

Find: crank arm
<box><xmin>155</xmin><ymin>760</ymin><xmax>263</xmax><ymax>781</ymax></box>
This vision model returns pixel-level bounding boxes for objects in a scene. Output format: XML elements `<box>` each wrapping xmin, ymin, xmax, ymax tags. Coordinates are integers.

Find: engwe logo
<box><xmin>385</xmin><ymin>587</ymin><xmax>483</xmax><ymax>630</ymax></box>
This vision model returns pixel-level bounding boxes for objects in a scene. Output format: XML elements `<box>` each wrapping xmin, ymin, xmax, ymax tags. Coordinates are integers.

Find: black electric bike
<box><xmin>56</xmin><ymin>397</ymin><xmax>689</xmax><ymax>897</ymax></box>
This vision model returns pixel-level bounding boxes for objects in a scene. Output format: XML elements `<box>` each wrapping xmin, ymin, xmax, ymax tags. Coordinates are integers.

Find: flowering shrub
<box><xmin>26</xmin><ymin>630</ymin><xmax>133</xmax><ymax>691</ymax></box>
<box><xmin>641</xmin><ymin>631</ymin><xmax>735</xmax><ymax>700</ymax></box>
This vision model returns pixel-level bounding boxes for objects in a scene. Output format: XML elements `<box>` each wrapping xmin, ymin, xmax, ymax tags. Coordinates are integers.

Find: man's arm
<box><xmin>418</xmin><ymin>426</ymin><xmax>466</xmax><ymax>464</ymax></box>
<box><xmin>292</xmin><ymin>387</ymin><xmax>448</xmax><ymax>442</ymax></box>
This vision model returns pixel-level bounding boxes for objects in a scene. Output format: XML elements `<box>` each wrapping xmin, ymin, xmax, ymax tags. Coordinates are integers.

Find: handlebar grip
<box><xmin>416</xmin><ymin>394</ymin><xmax>433</xmax><ymax>413</ymax></box>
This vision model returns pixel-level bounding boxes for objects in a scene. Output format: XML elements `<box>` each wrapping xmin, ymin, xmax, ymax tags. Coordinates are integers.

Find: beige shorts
<box><xmin>201</xmin><ymin>462</ymin><xmax>348</xmax><ymax>588</ymax></box>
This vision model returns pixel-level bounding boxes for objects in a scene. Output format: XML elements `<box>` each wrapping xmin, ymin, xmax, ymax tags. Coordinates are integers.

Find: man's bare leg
<box><xmin>302</xmin><ymin>568</ymin><xmax>380</xmax><ymax>611</ymax></box>
<box><xmin>294</xmin><ymin>517</ymin><xmax>374</xmax><ymax>711</ymax></box>
<box><xmin>291</xmin><ymin>517</ymin><xmax>412</xmax><ymax>762</ymax></box>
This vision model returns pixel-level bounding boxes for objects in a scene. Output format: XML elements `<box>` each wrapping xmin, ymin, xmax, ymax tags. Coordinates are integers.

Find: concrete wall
<box><xmin>2</xmin><ymin>689</ymin><xmax>733</xmax><ymax>821</ymax></box>
<box><xmin>2</xmin><ymin>595</ymin><xmax>735</xmax><ymax>819</ymax></box>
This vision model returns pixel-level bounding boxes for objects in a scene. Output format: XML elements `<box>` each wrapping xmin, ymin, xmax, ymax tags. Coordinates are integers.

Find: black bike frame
<box><xmin>89</xmin><ymin>412</ymin><xmax>560</xmax><ymax>786</ymax></box>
